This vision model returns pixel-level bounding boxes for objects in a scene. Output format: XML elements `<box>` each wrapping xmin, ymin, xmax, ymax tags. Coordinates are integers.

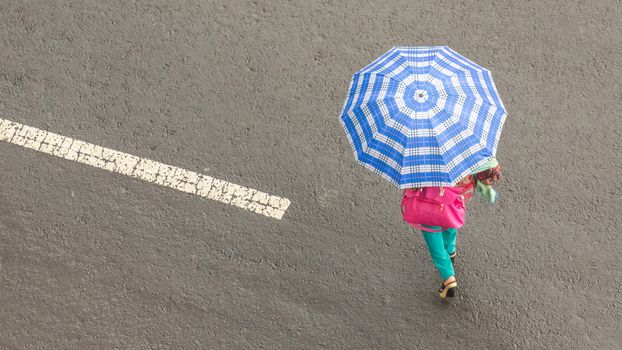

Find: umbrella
<box><xmin>339</xmin><ymin>46</ymin><xmax>507</xmax><ymax>189</ymax></box>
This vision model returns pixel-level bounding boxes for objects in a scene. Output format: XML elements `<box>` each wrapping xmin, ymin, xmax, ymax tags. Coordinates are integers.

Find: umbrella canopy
<box><xmin>339</xmin><ymin>46</ymin><xmax>507</xmax><ymax>189</ymax></box>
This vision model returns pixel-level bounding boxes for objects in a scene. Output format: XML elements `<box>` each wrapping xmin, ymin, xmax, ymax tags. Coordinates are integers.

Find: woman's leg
<box><xmin>421</xmin><ymin>229</ymin><xmax>455</xmax><ymax>281</ymax></box>
<box><xmin>442</xmin><ymin>228</ymin><xmax>458</xmax><ymax>255</ymax></box>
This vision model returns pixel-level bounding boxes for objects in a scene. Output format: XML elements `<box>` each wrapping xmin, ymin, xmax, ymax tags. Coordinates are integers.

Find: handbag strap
<box><xmin>409</xmin><ymin>223</ymin><xmax>446</xmax><ymax>233</ymax></box>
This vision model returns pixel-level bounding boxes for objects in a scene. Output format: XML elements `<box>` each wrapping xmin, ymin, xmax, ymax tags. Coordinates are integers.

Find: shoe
<box><xmin>439</xmin><ymin>280</ymin><xmax>458</xmax><ymax>299</ymax></box>
<box><xmin>449</xmin><ymin>251</ymin><xmax>457</xmax><ymax>264</ymax></box>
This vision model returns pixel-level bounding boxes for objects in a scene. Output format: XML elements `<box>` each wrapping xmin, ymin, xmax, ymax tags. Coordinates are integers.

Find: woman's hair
<box><xmin>475</xmin><ymin>165</ymin><xmax>501</xmax><ymax>185</ymax></box>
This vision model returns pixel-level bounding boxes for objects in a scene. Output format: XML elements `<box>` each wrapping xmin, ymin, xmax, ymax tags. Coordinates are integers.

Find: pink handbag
<box><xmin>401</xmin><ymin>187</ymin><xmax>466</xmax><ymax>232</ymax></box>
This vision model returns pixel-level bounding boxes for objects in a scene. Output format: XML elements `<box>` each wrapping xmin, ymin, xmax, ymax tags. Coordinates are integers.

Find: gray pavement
<box><xmin>1</xmin><ymin>0</ymin><xmax>621</xmax><ymax>349</ymax></box>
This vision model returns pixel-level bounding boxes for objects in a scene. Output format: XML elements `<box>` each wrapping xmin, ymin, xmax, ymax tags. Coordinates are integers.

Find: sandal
<box><xmin>439</xmin><ymin>280</ymin><xmax>458</xmax><ymax>299</ymax></box>
<box><xmin>449</xmin><ymin>251</ymin><xmax>457</xmax><ymax>264</ymax></box>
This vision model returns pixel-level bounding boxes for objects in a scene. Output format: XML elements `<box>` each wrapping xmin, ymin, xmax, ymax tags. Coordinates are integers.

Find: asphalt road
<box><xmin>1</xmin><ymin>1</ymin><xmax>621</xmax><ymax>349</ymax></box>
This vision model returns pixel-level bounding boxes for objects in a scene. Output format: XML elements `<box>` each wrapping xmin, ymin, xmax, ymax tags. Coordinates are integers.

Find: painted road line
<box><xmin>0</xmin><ymin>117</ymin><xmax>291</xmax><ymax>220</ymax></box>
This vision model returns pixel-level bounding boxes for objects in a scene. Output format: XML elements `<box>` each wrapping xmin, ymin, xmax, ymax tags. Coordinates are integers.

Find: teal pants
<box><xmin>421</xmin><ymin>227</ymin><xmax>458</xmax><ymax>280</ymax></box>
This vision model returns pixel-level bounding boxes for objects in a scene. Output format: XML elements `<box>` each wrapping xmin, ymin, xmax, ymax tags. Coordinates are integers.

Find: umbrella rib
<box><xmin>444</xmin><ymin>94</ymin><xmax>502</xmax><ymax>152</ymax></box>
<box><xmin>355</xmin><ymin>71</ymin><xmax>409</xmax><ymax>96</ymax></box>
<box><xmin>423</xmin><ymin>47</ymin><xmax>445</xmax><ymax>82</ymax></box>
<box><xmin>397</xmin><ymin>48</ymin><xmax>420</xmax><ymax>82</ymax></box>
<box><xmin>361</xmin><ymin>119</ymin><xmax>404</xmax><ymax>174</ymax></box>
<box><xmin>406</xmin><ymin>115</ymin><xmax>452</xmax><ymax>185</ymax></box>
<box><xmin>433</xmin><ymin>105</ymin><xmax>500</xmax><ymax>182</ymax></box>
<box><xmin>432</xmin><ymin>48</ymin><xmax>489</xmax><ymax>79</ymax></box>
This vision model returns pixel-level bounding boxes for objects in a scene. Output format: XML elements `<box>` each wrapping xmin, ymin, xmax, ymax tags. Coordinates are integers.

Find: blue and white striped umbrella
<box><xmin>339</xmin><ymin>46</ymin><xmax>507</xmax><ymax>189</ymax></box>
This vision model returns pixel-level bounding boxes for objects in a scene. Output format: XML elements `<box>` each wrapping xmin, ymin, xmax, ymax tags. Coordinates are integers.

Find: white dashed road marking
<box><xmin>0</xmin><ymin>117</ymin><xmax>291</xmax><ymax>220</ymax></box>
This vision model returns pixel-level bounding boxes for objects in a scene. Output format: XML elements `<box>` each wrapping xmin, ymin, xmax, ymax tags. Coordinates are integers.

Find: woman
<box><xmin>416</xmin><ymin>159</ymin><xmax>501</xmax><ymax>299</ymax></box>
